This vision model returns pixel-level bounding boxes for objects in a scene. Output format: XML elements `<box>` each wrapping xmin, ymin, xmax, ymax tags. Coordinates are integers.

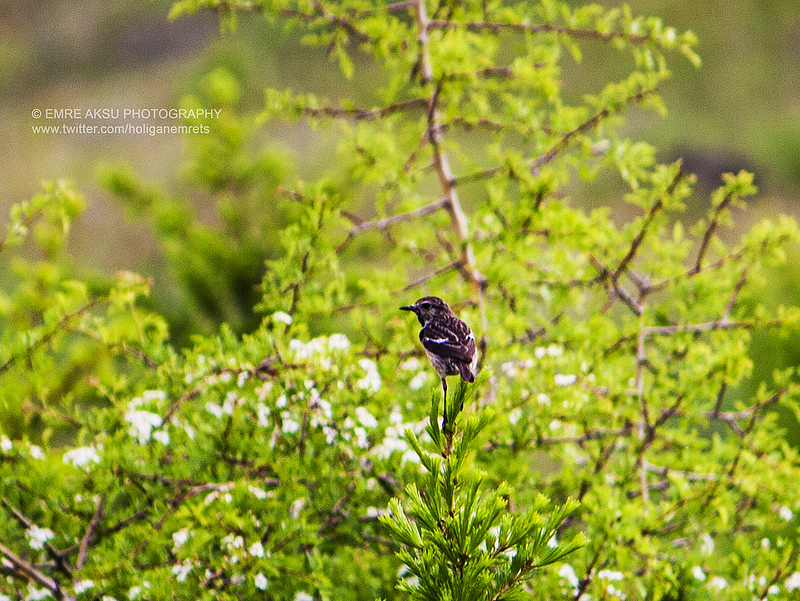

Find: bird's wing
<box><xmin>420</xmin><ymin>319</ymin><xmax>475</xmax><ymax>363</ymax></box>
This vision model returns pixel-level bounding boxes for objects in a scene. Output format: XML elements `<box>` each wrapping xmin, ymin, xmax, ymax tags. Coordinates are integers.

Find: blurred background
<box><xmin>1</xmin><ymin>0</ymin><xmax>799</xmax><ymax>427</ymax></box>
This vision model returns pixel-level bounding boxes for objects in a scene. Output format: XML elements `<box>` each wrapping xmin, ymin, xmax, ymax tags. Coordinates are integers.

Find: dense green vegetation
<box><xmin>2</xmin><ymin>2</ymin><xmax>800</xmax><ymax>600</ymax></box>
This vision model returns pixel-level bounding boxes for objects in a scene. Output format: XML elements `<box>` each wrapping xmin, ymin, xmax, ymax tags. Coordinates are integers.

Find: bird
<box><xmin>400</xmin><ymin>296</ymin><xmax>478</xmax><ymax>423</ymax></box>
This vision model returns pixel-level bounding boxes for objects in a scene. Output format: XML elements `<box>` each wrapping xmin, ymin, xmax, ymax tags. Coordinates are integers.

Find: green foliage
<box><xmin>381</xmin><ymin>383</ymin><xmax>585</xmax><ymax>601</ymax></box>
<box><xmin>3</xmin><ymin>2</ymin><xmax>800</xmax><ymax>601</ymax></box>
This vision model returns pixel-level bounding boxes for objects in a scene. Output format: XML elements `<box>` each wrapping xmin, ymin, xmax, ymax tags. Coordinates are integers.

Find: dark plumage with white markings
<box><xmin>400</xmin><ymin>296</ymin><xmax>478</xmax><ymax>409</ymax></box>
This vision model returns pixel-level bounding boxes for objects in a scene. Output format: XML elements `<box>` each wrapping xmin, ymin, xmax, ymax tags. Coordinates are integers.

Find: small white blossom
<box><xmin>74</xmin><ymin>580</ymin><xmax>94</xmax><ymax>594</ymax></box>
<box><xmin>534</xmin><ymin>346</ymin><xmax>547</xmax><ymax>359</ymax></box>
<box><xmin>786</xmin><ymin>573</ymin><xmax>800</xmax><ymax>591</ymax></box>
<box><xmin>709</xmin><ymin>577</ymin><xmax>728</xmax><ymax>590</ymax></box>
<box><xmin>357</xmin><ymin>359</ymin><xmax>382</xmax><ymax>393</ymax></box>
<box><xmin>559</xmin><ymin>564</ymin><xmax>579</xmax><ymax>591</ymax></box>
<box><xmin>26</xmin><ymin>525</ymin><xmax>54</xmax><ymax>550</ymax></box>
<box><xmin>328</xmin><ymin>333</ymin><xmax>350</xmax><ymax>351</ymax></box>
<box><xmin>700</xmin><ymin>533</ymin><xmax>714</xmax><ymax>555</ymax></box>
<box><xmin>172</xmin><ymin>528</ymin><xmax>190</xmax><ymax>550</ymax></box>
<box><xmin>63</xmin><ymin>446</ymin><xmax>101</xmax><ymax>468</ymax></box>
<box><xmin>768</xmin><ymin>585</ymin><xmax>780</xmax><ymax>595</ymax></box>
<box><xmin>125</xmin><ymin>410</ymin><xmax>163</xmax><ymax>444</ymax></box>
<box><xmin>409</xmin><ymin>371</ymin><xmax>428</xmax><ymax>390</ymax></box>
<box><xmin>205</xmin><ymin>401</ymin><xmax>223</xmax><ymax>418</ymax></box>
<box><xmin>549</xmin><ymin>420</ymin><xmax>562</xmax><ymax>431</ymax></box>
<box><xmin>152</xmin><ymin>430</ymin><xmax>170</xmax><ymax>445</ymax></box>
<box><xmin>762</xmin><ymin>538</ymin><xmax>771</xmax><ymax>548</ymax></box>
<box><xmin>282</xmin><ymin>413</ymin><xmax>301</xmax><ymax>434</ymax></box>
<box><xmin>128</xmin><ymin>586</ymin><xmax>142</xmax><ymax>600</ymax></box>
<box><xmin>692</xmin><ymin>566</ymin><xmax>706</xmax><ymax>581</ymax></box>
<box><xmin>508</xmin><ymin>408</ymin><xmax>523</xmax><ymax>425</ymax></box>
<box><xmin>606</xmin><ymin>584</ymin><xmax>626</xmax><ymax>599</ymax></box>
<box><xmin>354</xmin><ymin>426</ymin><xmax>369</xmax><ymax>448</ymax></box>
<box><xmin>356</xmin><ymin>407</ymin><xmax>378</xmax><ymax>428</ymax></box>
<box><xmin>294</xmin><ymin>593</ymin><xmax>314</xmax><ymax>601</ymax></box>
<box><xmin>780</xmin><ymin>506</ymin><xmax>794</xmax><ymax>521</ymax></box>
<box><xmin>400</xmin><ymin>358</ymin><xmax>421</xmax><ymax>371</ymax></box>
<box><xmin>1</xmin><ymin>436</ymin><xmax>12</xmax><ymax>452</ymax></box>
<box><xmin>254</xmin><ymin>573</ymin><xmax>268</xmax><ymax>590</ymax></box>
<box><xmin>29</xmin><ymin>446</ymin><xmax>44</xmax><ymax>460</ymax></box>
<box><xmin>598</xmin><ymin>570</ymin><xmax>624</xmax><ymax>581</ymax></box>
<box><xmin>249</xmin><ymin>541</ymin><xmax>265</xmax><ymax>558</ymax></box>
<box><xmin>142</xmin><ymin>390</ymin><xmax>166</xmax><ymax>403</ymax></box>
<box><xmin>547</xmin><ymin>344</ymin><xmax>564</xmax><ymax>357</ymax></box>
<box><xmin>273</xmin><ymin>311</ymin><xmax>292</xmax><ymax>325</ymax></box>
<box><xmin>537</xmin><ymin>393</ymin><xmax>551</xmax><ymax>405</ymax></box>
<box><xmin>554</xmin><ymin>373</ymin><xmax>577</xmax><ymax>386</ymax></box>
<box><xmin>171</xmin><ymin>559</ymin><xmax>192</xmax><ymax>582</ymax></box>
<box><xmin>249</xmin><ymin>485</ymin><xmax>268</xmax><ymax>500</ymax></box>
<box><xmin>290</xmin><ymin>498</ymin><xmax>306</xmax><ymax>519</ymax></box>
<box><xmin>26</xmin><ymin>586</ymin><xmax>52</xmax><ymax>601</ymax></box>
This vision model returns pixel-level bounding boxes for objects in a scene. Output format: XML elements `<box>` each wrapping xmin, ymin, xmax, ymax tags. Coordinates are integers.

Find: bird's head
<box><xmin>400</xmin><ymin>296</ymin><xmax>453</xmax><ymax>326</ymax></box>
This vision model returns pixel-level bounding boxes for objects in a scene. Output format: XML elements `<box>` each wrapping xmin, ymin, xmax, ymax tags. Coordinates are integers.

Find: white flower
<box><xmin>692</xmin><ymin>566</ymin><xmax>706</xmax><ymax>581</ymax></box>
<box><xmin>29</xmin><ymin>446</ymin><xmax>44</xmax><ymax>460</ymax></box>
<box><xmin>249</xmin><ymin>541</ymin><xmax>265</xmax><ymax>558</ymax></box>
<box><xmin>26</xmin><ymin>525</ymin><xmax>54</xmax><ymax>550</ymax></box>
<box><xmin>700</xmin><ymin>533</ymin><xmax>714</xmax><ymax>555</ymax></box>
<box><xmin>172</xmin><ymin>528</ymin><xmax>190</xmax><ymax>550</ymax></box>
<box><xmin>547</xmin><ymin>344</ymin><xmax>563</xmax><ymax>357</ymax></box>
<box><xmin>357</xmin><ymin>359</ymin><xmax>382</xmax><ymax>393</ymax></box>
<box><xmin>328</xmin><ymin>333</ymin><xmax>350</xmax><ymax>351</ymax></box>
<box><xmin>598</xmin><ymin>570</ymin><xmax>624</xmax><ymax>581</ymax></box>
<box><xmin>356</xmin><ymin>407</ymin><xmax>378</xmax><ymax>428</ymax></box>
<box><xmin>74</xmin><ymin>580</ymin><xmax>94</xmax><ymax>593</ymax></box>
<box><xmin>1</xmin><ymin>436</ymin><xmax>12</xmax><ymax>452</ymax></box>
<box><xmin>537</xmin><ymin>393</ymin><xmax>551</xmax><ymax>405</ymax></box>
<box><xmin>171</xmin><ymin>559</ymin><xmax>192</xmax><ymax>582</ymax></box>
<box><xmin>786</xmin><ymin>573</ymin><xmax>800</xmax><ymax>591</ymax></box>
<box><xmin>25</xmin><ymin>586</ymin><xmax>51</xmax><ymax>601</ymax></box>
<box><xmin>409</xmin><ymin>371</ymin><xmax>428</xmax><ymax>390</ymax></box>
<box><xmin>400</xmin><ymin>358</ymin><xmax>421</xmax><ymax>371</ymax></box>
<box><xmin>709</xmin><ymin>577</ymin><xmax>728</xmax><ymax>590</ymax></box>
<box><xmin>508</xmin><ymin>408</ymin><xmax>523</xmax><ymax>425</ymax></box>
<box><xmin>559</xmin><ymin>564</ymin><xmax>579</xmax><ymax>590</ymax></box>
<box><xmin>125</xmin><ymin>410</ymin><xmax>163</xmax><ymax>444</ymax></box>
<box><xmin>254</xmin><ymin>573</ymin><xmax>268</xmax><ymax>590</ymax></box>
<box><xmin>534</xmin><ymin>346</ymin><xmax>547</xmax><ymax>359</ymax></box>
<box><xmin>354</xmin><ymin>427</ymin><xmax>369</xmax><ymax>448</ymax></box>
<box><xmin>282</xmin><ymin>413</ymin><xmax>300</xmax><ymax>434</ymax></box>
<box><xmin>273</xmin><ymin>311</ymin><xmax>292</xmax><ymax>325</ymax></box>
<box><xmin>289</xmin><ymin>498</ymin><xmax>306</xmax><ymax>519</ymax></box>
<box><xmin>554</xmin><ymin>373</ymin><xmax>577</xmax><ymax>386</ymax></box>
<box><xmin>248</xmin><ymin>485</ymin><xmax>268</xmax><ymax>500</ymax></box>
<box><xmin>63</xmin><ymin>446</ymin><xmax>101</xmax><ymax>468</ymax></box>
<box><xmin>768</xmin><ymin>585</ymin><xmax>779</xmax><ymax>595</ymax></box>
<box><xmin>606</xmin><ymin>584</ymin><xmax>626</xmax><ymax>599</ymax></box>
<box><xmin>762</xmin><ymin>538</ymin><xmax>770</xmax><ymax>548</ymax></box>
<box><xmin>152</xmin><ymin>431</ymin><xmax>170</xmax><ymax>445</ymax></box>
<box><xmin>294</xmin><ymin>593</ymin><xmax>314</xmax><ymax>601</ymax></box>
<box><xmin>549</xmin><ymin>420</ymin><xmax>562</xmax><ymax>431</ymax></box>
<box><xmin>128</xmin><ymin>586</ymin><xmax>142</xmax><ymax>600</ymax></box>
<box><xmin>142</xmin><ymin>390</ymin><xmax>166</xmax><ymax>402</ymax></box>
<box><xmin>780</xmin><ymin>506</ymin><xmax>794</xmax><ymax>521</ymax></box>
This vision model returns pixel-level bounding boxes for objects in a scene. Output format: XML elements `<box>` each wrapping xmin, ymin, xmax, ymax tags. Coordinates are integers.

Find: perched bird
<box><xmin>400</xmin><ymin>296</ymin><xmax>478</xmax><ymax>413</ymax></box>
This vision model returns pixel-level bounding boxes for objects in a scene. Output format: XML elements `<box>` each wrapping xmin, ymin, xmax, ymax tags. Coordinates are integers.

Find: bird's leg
<box><xmin>441</xmin><ymin>377</ymin><xmax>448</xmax><ymax>431</ymax></box>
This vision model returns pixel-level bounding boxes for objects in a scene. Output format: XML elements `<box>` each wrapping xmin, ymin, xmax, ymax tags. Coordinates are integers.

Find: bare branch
<box><xmin>0</xmin><ymin>543</ymin><xmax>75</xmax><ymax>601</ymax></box>
<box><xmin>302</xmin><ymin>97</ymin><xmax>427</xmax><ymax>121</ymax></box>
<box><xmin>427</xmin><ymin>18</ymin><xmax>652</xmax><ymax>45</ymax></box>
<box><xmin>76</xmin><ymin>496</ymin><xmax>105</xmax><ymax>570</ymax></box>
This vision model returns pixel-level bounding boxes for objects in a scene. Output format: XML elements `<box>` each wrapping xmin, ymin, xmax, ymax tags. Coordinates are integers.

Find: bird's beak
<box><xmin>400</xmin><ymin>305</ymin><xmax>415</xmax><ymax>312</ymax></box>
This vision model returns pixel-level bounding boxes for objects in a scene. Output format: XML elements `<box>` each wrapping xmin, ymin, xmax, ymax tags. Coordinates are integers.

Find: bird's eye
<box><xmin>420</xmin><ymin>302</ymin><xmax>431</xmax><ymax>309</ymax></box>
